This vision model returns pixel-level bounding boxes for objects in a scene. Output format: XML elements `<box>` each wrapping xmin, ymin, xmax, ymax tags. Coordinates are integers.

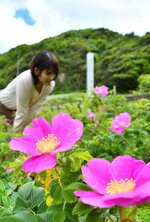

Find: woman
<box><xmin>0</xmin><ymin>50</ymin><xmax>59</xmax><ymax>133</ymax></box>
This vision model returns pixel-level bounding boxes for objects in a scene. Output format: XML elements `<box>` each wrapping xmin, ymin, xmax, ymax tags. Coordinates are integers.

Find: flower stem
<box><xmin>119</xmin><ymin>206</ymin><xmax>137</xmax><ymax>222</ymax></box>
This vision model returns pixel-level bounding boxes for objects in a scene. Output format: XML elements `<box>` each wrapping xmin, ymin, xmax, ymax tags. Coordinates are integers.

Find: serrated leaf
<box><xmin>36</xmin><ymin>200</ymin><xmax>48</xmax><ymax>214</ymax></box>
<box><xmin>29</xmin><ymin>188</ymin><xmax>44</xmax><ymax>209</ymax></box>
<box><xmin>65</xmin><ymin>182</ymin><xmax>92</xmax><ymax>191</ymax></box>
<box><xmin>2</xmin><ymin>195</ymin><xmax>10</xmax><ymax>208</ymax></box>
<box><xmin>52</xmin><ymin>212</ymin><xmax>66</xmax><ymax>222</ymax></box>
<box><xmin>62</xmin><ymin>190</ymin><xmax>77</xmax><ymax>203</ymax></box>
<box><xmin>13</xmin><ymin>197</ymin><xmax>29</xmax><ymax>213</ymax></box>
<box><xmin>50</xmin><ymin>182</ymin><xmax>63</xmax><ymax>204</ymax></box>
<box><xmin>18</xmin><ymin>181</ymin><xmax>35</xmax><ymax>200</ymax></box>
<box><xmin>0</xmin><ymin>180</ymin><xmax>5</xmax><ymax>191</ymax></box>
<box><xmin>86</xmin><ymin>209</ymin><xmax>101</xmax><ymax>222</ymax></box>
<box><xmin>15</xmin><ymin>211</ymin><xmax>42</xmax><ymax>222</ymax></box>
<box><xmin>72</xmin><ymin>202</ymin><xmax>93</xmax><ymax>216</ymax></box>
<box><xmin>47</xmin><ymin>204</ymin><xmax>63</xmax><ymax>215</ymax></box>
<box><xmin>0</xmin><ymin>216</ymin><xmax>24</xmax><ymax>222</ymax></box>
<box><xmin>8</xmin><ymin>182</ymin><xmax>17</xmax><ymax>191</ymax></box>
<box><xmin>37</xmin><ymin>213</ymin><xmax>52</xmax><ymax>222</ymax></box>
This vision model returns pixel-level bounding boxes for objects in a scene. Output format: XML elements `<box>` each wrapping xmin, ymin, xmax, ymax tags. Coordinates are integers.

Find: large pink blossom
<box><xmin>74</xmin><ymin>155</ymin><xmax>150</xmax><ymax>208</ymax></box>
<box><xmin>10</xmin><ymin>114</ymin><xmax>83</xmax><ymax>174</ymax></box>
<box><xmin>94</xmin><ymin>85</ymin><xmax>108</xmax><ymax>97</ymax></box>
<box><xmin>109</xmin><ymin>112</ymin><xmax>131</xmax><ymax>134</ymax></box>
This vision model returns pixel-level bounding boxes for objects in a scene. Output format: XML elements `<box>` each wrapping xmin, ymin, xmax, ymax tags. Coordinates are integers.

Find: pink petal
<box><xmin>94</xmin><ymin>86</ymin><xmax>108</xmax><ymax>97</ymax></box>
<box><xmin>51</xmin><ymin>114</ymin><xmax>83</xmax><ymax>152</ymax></box>
<box><xmin>22</xmin><ymin>153</ymin><xmax>56</xmax><ymax>174</ymax></box>
<box><xmin>109</xmin><ymin>126</ymin><xmax>125</xmax><ymax>134</ymax></box>
<box><xmin>116</xmin><ymin>112</ymin><xmax>130</xmax><ymax>122</ymax></box>
<box><xmin>114</xmin><ymin>127</ymin><xmax>125</xmax><ymax>134</ymax></box>
<box><xmin>110</xmin><ymin>120</ymin><xmax>121</xmax><ymax>128</ymax></box>
<box><xmin>10</xmin><ymin>138</ymin><xmax>40</xmax><ymax>156</ymax></box>
<box><xmin>82</xmin><ymin>159</ymin><xmax>111</xmax><ymax>194</ymax></box>
<box><xmin>32</xmin><ymin>117</ymin><xmax>52</xmax><ymax>136</ymax></box>
<box><xmin>136</xmin><ymin>162</ymin><xmax>150</xmax><ymax>187</ymax></box>
<box><xmin>75</xmin><ymin>181</ymin><xmax>150</xmax><ymax>208</ymax></box>
<box><xmin>116</xmin><ymin>113</ymin><xmax>131</xmax><ymax>127</ymax></box>
<box><xmin>23</xmin><ymin>125</ymin><xmax>45</xmax><ymax>141</ymax></box>
<box><xmin>6</xmin><ymin>169</ymin><xmax>13</xmax><ymax>173</ymax></box>
<box><xmin>87</xmin><ymin>112</ymin><xmax>96</xmax><ymax>118</ymax></box>
<box><xmin>74</xmin><ymin>191</ymin><xmax>110</xmax><ymax>208</ymax></box>
<box><xmin>94</xmin><ymin>86</ymin><xmax>100</xmax><ymax>94</ymax></box>
<box><xmin>103</xmin><ymin>181</ymin><xmax>150</xmax><ymax>207</ymax></box>
<box><xmin>110</xmin><ymin>155</ymin><xmax>145</xmax><ymax>180</ymax></box>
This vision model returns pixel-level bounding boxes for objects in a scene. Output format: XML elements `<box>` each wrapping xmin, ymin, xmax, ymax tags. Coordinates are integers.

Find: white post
<box><xmin>86</xmin><ymin>52</ymin><xmax>94</xmax><ymax>95</ymax></box>
<box><xmin>113</xmin><ymin>85</ymin><xmax>117</xmax><ymax>94</ymax></box>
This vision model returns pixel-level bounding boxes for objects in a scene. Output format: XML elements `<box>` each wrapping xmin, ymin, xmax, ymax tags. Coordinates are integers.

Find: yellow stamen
<box><xmin>106</xmin><ymin>178</ymin><xmax>136</xmax><ymax>194</ymax></box>
<box><xmin>36</xmin><ymin>134</ymin><xmax>60</xmax><ymax>153</ymax></box>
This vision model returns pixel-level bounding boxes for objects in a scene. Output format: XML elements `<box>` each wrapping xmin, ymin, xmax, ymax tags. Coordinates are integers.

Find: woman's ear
<box><xmin>34</xmin><ymin>67</ymin><xmax>40</xmax><ymax>76</ymax></box>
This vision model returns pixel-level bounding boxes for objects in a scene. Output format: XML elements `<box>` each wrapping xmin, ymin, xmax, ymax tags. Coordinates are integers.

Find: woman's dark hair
<box><xmin>30</xmin><ymin>50</ymin><xmax>59</xmax><ymax>84</ymax></box>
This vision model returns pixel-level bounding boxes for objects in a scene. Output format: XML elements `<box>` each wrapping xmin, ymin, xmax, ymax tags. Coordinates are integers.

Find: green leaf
<box><xmin>46</xmin><ymin>204</ymin><xmax>62</xmax><ymax>214</ymax></box>
<box><xmin>13</xmin><ymin>166</ymin><xmax>22</xmax><ymax>177</ymax></box>
<box><xmin>72</xmin><ymin>151</ymin><xmax>92</xmax><ymax>162</ymax></box>
<box><xmin>18</xmin><ymin>181</ymin><xmax>35</xmax><ymax>200</ymax></box>
<box><xmin>65</xmin><ymin>182</ymin><xmax>92</xmax><ymax>191</ymax></box>
<box><xmin>0</xmin><ymin>217</ymin><xmax>24</xmax><ymax>222</ymax></box>
<box><xmin>29</xmin><ymin>188</ymin><xmax>44</xmax><ymax>209</ymax></box>
<box><xmin>37</xmin><ymin>213</ymin><xmax>52</xmax><ymax>222</ymax></box>
<box><xmin>60</xmin><ymin>171</ymin><xmax>80</xmax><ymax>185</ymax></box>
<box><xmin>8</xmin><ymin>182</ymin><xmax>17</xmax><ymax>191</ymax></box>
<box><xmin>72</xmin><ymin>202</ymin><xmax>93</xmax><ymax>216</ymax></box>
<box><xmin>36</xmin><ymin>200</ymin><xmax>48</xmax><ymax>214</ymax></box>
<box><xmin>0</xmin><ymin>180</ymin><xmax>5</xmax><ymax>191</ymax></box>
<box><xmin>50</xmin><ymin>181</ymin><xmax>63</xmax><ymax>204</ymax></box>
<box><xmin>62</xmin><ymin>189</ymin><xmax>77</xmax><ymax>203</ymax></box>
<box><xmin>52</xmin><ymin>212</ymin><xmax>66</xmax><ymax>222</ymax></box>
<box><xmin>64</xmin><ymin>205</ymin><xmax>79</xmax><ymax>222</ymax></box>
<box><xmin>2</xmin><ymin>195</ymin><xmax>10</xmax><ymax>208</ymax></box>
<box><xmin>86</xmin><ymin>209</ymin><xmax>101</xmax><ymax>222</ymax></box>
<box><xmin>13</xmin><ymin>197</ymin><xmax>29</xmax><ymax>213</ymax></box>
<box><xmin>15</xmin><ymin>211</ymin><xmax>42</xmax><ymax>222</ymax></box>
<box><xmin>68</xmin><ymin>156</ymin><xmax>82</xmax><ymax>172</ymax></box>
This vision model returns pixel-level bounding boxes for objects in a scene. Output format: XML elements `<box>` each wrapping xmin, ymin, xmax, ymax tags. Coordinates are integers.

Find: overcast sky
<box><xmin>0</xmin><ymin>0</ymin><xmax>150</xmax><ymax>54</ymax></box>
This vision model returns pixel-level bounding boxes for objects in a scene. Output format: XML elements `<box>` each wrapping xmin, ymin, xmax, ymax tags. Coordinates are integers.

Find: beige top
<box><xmin>0</xmin><ymin>70</ymin><xmax>55</xmax><ymax>132</ymax></box>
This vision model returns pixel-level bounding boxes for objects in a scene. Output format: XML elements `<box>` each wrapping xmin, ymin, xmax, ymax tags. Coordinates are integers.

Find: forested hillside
<box><xmin>0</xmin><ymin>28</ymin><xmax>150</xmax><ymax>93</ymax></box>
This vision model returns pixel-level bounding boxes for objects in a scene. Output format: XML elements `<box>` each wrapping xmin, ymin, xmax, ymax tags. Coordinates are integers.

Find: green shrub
<box><xmin>138</xmin><ymin>74</ymin><xmax>150</xmax><ymax>93</ymax></box>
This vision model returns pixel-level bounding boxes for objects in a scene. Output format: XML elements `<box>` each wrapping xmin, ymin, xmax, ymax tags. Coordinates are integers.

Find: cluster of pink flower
<box><xmin>8</xmin><ymin>86</ymin><xmax>150</xmax><ymax>209</ymax></box>
<box><xmin>88</xmin><ymin>85</ymin><xmax>131</xmax><ymax>134</ymax></box>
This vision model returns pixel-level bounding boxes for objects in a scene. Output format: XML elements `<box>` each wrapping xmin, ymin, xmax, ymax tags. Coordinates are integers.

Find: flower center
<box><xmin>106</xmin><ymin>178</ymin><xmax>136</xmax><ymax>194</ymax></box>
<box><xmin>36</xmin><ymin>134</ymin><xmax>60</xmax><ymax>153</ymax></box>
<box><xmin>120</xmin><ymin>121</ymin><xmax>125</xmax><ymax>127</ymax></box>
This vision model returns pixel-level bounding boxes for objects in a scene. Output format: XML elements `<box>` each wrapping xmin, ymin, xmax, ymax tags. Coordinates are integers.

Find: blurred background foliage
<box><xmin>0</xmin><ymin>28</ymin><xmax>150</xmax><ymax>93</ymax></box>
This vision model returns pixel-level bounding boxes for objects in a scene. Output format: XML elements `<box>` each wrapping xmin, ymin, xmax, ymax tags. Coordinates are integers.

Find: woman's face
<box><xmin>38</xmin><ymin>70</ymin><xmax>56</xmax><ymax>85</ymax></box>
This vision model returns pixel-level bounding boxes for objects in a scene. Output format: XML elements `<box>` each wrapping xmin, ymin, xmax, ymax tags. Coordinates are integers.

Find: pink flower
<box><xmin>74</xmin><ymin>155</ymin><xmax>150</xmax><ymax>208</ymax></box>
<box><xmin>109</xmin><ymin>112</ymin><xmax>131</xmax><ymax>134</ymax></box>
<box><xmin>94</xmin><ymin>85</ymin><xmax>108</xmax><ymax>97</ymax></box>
<box><xmin>10</xmin><ymin>114</ymin><xmax>83</xmax><ymax>174</ymax></box>
<box><xmin>5</xmin><ymin>168</ymin><xmax>13</xmax><ymax>173</ymax></box>
<box><xmin>87</xmin><ymin>112</ymin><xmax>96</xmax><ymax>118</ymax></box>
